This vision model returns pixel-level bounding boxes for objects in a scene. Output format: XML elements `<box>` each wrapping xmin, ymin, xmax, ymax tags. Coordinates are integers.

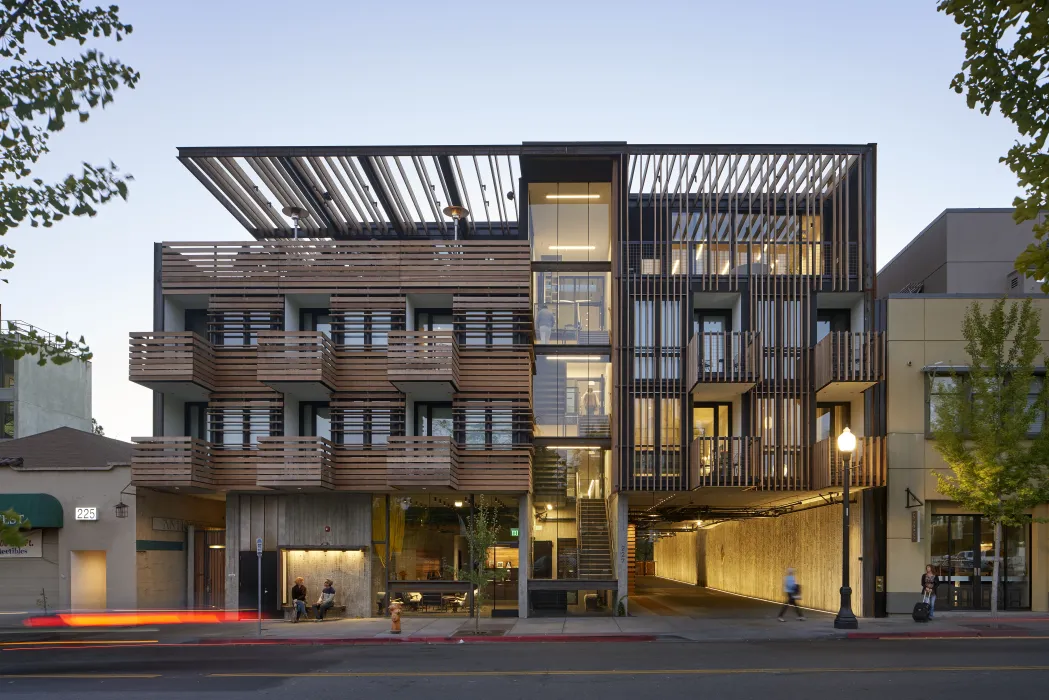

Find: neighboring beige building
<box><xmin>0</xmin><ymin>428</ymin><xmax>224</xmax><ymax>613</ymax></box>
<box><xmin>884</xmin><ymin>295</ymin><xmax>1049</xmax><ymax>614</ymax></box>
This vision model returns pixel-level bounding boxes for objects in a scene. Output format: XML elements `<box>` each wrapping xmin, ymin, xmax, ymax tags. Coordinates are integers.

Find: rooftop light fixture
<box><xmin>443</xmin><ymin>205</ymin><xmax>469</xmax><ymax>240</ymax></box>
<box><xmin>282</xmin><ymin>205</ymin><xmax>308</xmax><ymax>239</ymax></box>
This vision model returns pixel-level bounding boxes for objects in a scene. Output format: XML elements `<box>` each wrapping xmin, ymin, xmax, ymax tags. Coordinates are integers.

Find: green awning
<box><xmin>0</xmin><ymin>494</ymin><xmax>64</xmax><ymax>528</ymax></box>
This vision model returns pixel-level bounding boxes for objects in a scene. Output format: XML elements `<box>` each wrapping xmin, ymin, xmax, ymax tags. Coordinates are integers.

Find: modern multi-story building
<box><xmin>879</xmin><ymin>209</ymin><xmax>1049</xmax><ymax>614</ymax></box>
<box><xmin>130</xmin><ymin>143</ymin><xmax>886</xmax><ymax>617</ymax></box>
<box><xmin>0</xmin><ymin>319</ymin><xmax>92</xmax><ymax>440</ymax></box>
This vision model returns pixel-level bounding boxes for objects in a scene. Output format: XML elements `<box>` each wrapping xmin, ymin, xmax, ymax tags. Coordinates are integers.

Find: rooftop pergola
<box><xmin>178</xmin><ymin>143</ymin><xmax>872</xmax><ymax>240</ymax></box>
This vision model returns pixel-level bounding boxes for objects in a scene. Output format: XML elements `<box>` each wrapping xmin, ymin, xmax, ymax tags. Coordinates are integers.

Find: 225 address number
<box><xmin>75</xmin><ymin>507</ymin><xmax>98</xmax><ymax>521</ymax></box>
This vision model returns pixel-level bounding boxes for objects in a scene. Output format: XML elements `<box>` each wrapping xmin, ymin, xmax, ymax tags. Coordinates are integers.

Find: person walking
<box><xmin>291</xmin><ymin>577</ymin><xmax>308</xmax><ymax>622</ymax></box>
<box><xmin>778</xmin><ymin>567</ymin><xmax>806</xmax><ymax>621</ymax></box>
<box><xmin>536</xmin><ymin>304</ymin><xmax>555</xmax><ymax>344</ymax></box>
<box><xmin>921</xmin><ymin>565</ymin><xmax>940</xmax><ymax>620</ymax></box>
<box><xmin>315</xmin><ymin>579</ymin><xmax>336</xmax><ymax>620</ymax></box>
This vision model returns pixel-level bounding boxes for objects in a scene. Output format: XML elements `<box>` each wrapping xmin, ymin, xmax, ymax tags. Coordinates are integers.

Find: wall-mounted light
<box><xmin>454</xmin><ymin>501</ymin><xmax>463</xmax><ymax>508</ymax></box>
<box><xmin>546</xmin><ymin>503</ymin><xmax>554</xmax><ymax>511</ymax></box>
<box><xmin>208</xmin><ymin>544</ymin><xmax>226</xmax><ymax>549</ymax></box>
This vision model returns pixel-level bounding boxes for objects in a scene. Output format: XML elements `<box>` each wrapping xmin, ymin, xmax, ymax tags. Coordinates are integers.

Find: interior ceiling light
<box><xmin>548</xmin><ymin>355</ymin><xmax>603</xmax><ymax>361</ymax></box>
<box><xmin>546</xmin><ymin>194</ymin><xmax>599</xmax><ymax>200</ymax></box>
<box><xmin>546</xmin><ymin>503</ymin><xmax>554</xmax><ymax>511</ymax></box>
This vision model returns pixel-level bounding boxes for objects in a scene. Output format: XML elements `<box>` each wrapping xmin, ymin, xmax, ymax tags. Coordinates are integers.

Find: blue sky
<box><xmin>2</xmin><ymin>0</ymin><xmax>1024</xmax><ymax>441</ymax></box>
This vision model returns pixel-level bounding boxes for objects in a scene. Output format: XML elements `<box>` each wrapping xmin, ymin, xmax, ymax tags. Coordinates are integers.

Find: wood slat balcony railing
<box><xmin>811</xmin><ymin>436</ymin><xmax>886</xmax><ymax>490</ymax></box>
<box><xmin>386</xmin><ymin>436</ymin><xmax>460</xmax><ymax>490</ymax></box>
<box><xmin>131</xmin><ymin>437</ymin><xmax>213</xmax><ymax>490</ymax></box>
<box><xmin>814</xmin><ymin>331</ymin><xmax>884</xmax><ymax>391</ymax></box>
<box><xmin>387</xmin><ymin>331</ymin><xmax>460</xmax><ymax>389</ymax></box>
<box><xmin>160</xmin><ymin>240</ymin><xmax>531</xmax><ymax>295</ymax></box>
<box><xmin>256</xmin><ymin>436</ymin><xmax>335</xmax><ymax>490</ymax></box>
<box><xmin>687</xmin><ymin>331</ymin><xmax>762</xmax><ymax>388</ymax></box>
<box><xmin>689</xmin><ymin>436</ymin><xmax>762</xmax><ymax>488</ymax></box>
<box><xmin>458</xmin><ymin>448</ymin><xmax>533</xmax><ymax>493</ymax></box>
<box><xmin>256</xmin><ymin>331</ymin><xmax>336</xmax><ymax>390</ymax></box>
<box><xmin>129</xmin><ymin>332</ymin><xmax>215</xmax><ymax>390</ymax></box>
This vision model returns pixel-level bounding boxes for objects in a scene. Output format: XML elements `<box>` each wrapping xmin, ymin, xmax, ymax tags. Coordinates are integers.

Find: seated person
<box><xmin>291</xmin><ymin>577</ymin><xmax>307</xmax><ymax>621</ymax></box>
<box><xmin>315</xmin><ymin>579</ymin><xmax>336</xmax><ymax>620</ymax></box>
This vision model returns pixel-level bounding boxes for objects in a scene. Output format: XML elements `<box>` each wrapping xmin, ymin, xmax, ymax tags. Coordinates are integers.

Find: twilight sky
<box><xmin>1</xmin><ymin>0</ymin><xmax>1024</xmax><ymax>441</ymax></box>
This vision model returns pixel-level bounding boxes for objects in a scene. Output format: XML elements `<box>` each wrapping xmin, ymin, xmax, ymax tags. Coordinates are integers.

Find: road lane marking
<box><xmin>209</xmin><ymin>665</ymin><xmax>1049</xmax><ymax>678</ymax></box>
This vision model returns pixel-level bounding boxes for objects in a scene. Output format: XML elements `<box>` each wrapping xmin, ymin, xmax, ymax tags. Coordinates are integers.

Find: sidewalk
<box><xmin>192</xmin><ymin>610</ymin><xmax>1049</xmax><ymax>644</ymax></box>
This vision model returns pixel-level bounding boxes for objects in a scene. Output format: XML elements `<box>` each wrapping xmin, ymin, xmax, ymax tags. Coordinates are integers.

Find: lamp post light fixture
<box><xmin>834</xmin><ymin>426</ymin><xmax>859</xmax><ymax>629</ymax></box>
<box><xmin>442</xmin><ymin>205</ymin><xmax>469</xmax><ymax>241</ymax></box>
<box><xmin>282</xmin><ymin>205</ymin><xmax>308</xmax><ymax>239</ymax></box>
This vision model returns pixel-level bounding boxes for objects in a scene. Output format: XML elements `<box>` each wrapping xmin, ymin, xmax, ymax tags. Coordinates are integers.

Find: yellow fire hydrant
<box><xmin>388</xmin><ymin>601</ymin><xmax>402</xmax><ymax>634</ymax></box>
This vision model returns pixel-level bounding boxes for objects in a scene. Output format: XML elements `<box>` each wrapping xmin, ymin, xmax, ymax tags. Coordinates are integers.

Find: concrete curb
<box><xmin>847</xmin><ymin>630</ymin><xmax>1042</xmax><ymax>639</ymax></box>
<box><xmin>198</xmin><ymin>634</ymin><xmax>660</xmax><ymax>645</ymax></box>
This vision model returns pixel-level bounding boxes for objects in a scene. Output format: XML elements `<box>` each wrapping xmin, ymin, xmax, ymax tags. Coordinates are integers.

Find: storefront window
<box><xmin>928</xmin><ymin>514</ymin><xmax>1030</xmax><ymax>610</ymax></box>
<box><xmin>529</xmin><ymin>182</ymin><xmax>611</xmax><ymax>263</ymax></box>
<box><xmin>534</xmin><ymin>355</ymin><xmax>611</xmax><ymax>438</ymax></box>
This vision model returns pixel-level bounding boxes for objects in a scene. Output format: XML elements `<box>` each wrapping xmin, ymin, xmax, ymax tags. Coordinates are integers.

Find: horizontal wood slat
<box><xmin>814</xmin><ymin>331</ymin><xmax>885</xmax><ymax>390</ymax></box>
<box><xmin>386</xmin><ymin>436</ymin><xmax>460</xmax><ymax>490</ymax></box>
<box><xmin>456</xmin><ymin>349</ymin><xmax>532</xmax><ymax>398</ymax></box>
<box><xmin>131</xmin><ymin>437</ymin><xmax>213</xmax><ymax>490</ymax></box>
<box><xmin>689</xmin><ymin>437</ymin><xmax>762</xmax><ymax>488</ymax></box>
<box><xmin>811</xmin><ymin>436</ymin><xmax>886</xmax><ymax>490</ymax></box>
<box><xmin>387</xmin><ymin>331</ymin><xmax>459</xmax><ymax>388</ymax></box>
<box><xmin>458</xmin><ymin>449</ymin><xmax>532</xmax><ymax>492</ymax></box>
<box><xmin>257</xmin><ymin>331</ymin><xmax>336</xmax><ymax>389</ymax></box>
<box><xmin>256</xmin><ymin>436</ymin><xmax>334</xmax><ymax>490</ymax></box>
<box><xmin>687</xmin><ymin>331</ymin><xmax>762</xmax><ymax>387</ymax></box>
<box><xmin>129</xmin><ymin>332</ymin><xmax>215</xmax><ymax>390</ymax></box>
<box><xmin>162</xmin><ymin>241</ymin><xmax>530</xmax><ymax>295</ymax></box>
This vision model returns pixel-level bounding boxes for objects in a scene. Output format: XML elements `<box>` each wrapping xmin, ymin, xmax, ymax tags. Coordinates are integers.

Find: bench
<box><xmin>282</xmin><ymin>604</ymin><xmax>347</xmax><ymax>621</ymax></box>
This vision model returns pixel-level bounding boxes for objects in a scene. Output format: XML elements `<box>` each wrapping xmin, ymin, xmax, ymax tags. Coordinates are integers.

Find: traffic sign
<box><xmin>256</xmin><ymin>537</ymin><xmax>263</xmax><ymax>556</ymax></box>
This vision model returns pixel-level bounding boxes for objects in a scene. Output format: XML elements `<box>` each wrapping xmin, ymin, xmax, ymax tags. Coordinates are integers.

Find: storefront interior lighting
<box><xmin>542</xmin><ymin>445</ymin><xmax>604</xmax><ymax>450</ymax></box>
<box><xmin>454</xmin><ymin>501</ymin><xmax>463</xmax><ymax>508</ymax></box>
<box><xmin>548</xmin><ymin>356</ymin><xmax>603</xmax><ymax>361</ymax></box>
<box><xmin>545</xmin><ymin>194</ymin><xmax>600</xmax><ymax>200</ymax></box>
<box><xmin>548</xmin><ymin>245</ymin><xmax>596</xmax><ymax>250</ymax></box>
<box><xmin>208</xmin><ymin>544</ymin><xmax>226</xmax><ymax>549</ymax></box>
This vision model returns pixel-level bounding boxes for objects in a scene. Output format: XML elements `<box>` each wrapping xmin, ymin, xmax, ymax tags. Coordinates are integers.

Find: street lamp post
<box><xmin>834</xmin><ymin>427</ymin><xmax>859</xmax><ymax>630</ymax></box>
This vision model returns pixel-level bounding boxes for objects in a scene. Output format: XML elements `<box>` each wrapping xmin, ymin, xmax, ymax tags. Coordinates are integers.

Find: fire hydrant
<box><xmin>388</xmin><ymin>601</ymin><xmax>402</xmax><ymax>634</ymax></box>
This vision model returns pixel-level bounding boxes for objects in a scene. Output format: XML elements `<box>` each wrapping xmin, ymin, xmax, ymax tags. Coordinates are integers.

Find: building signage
<box><xmin>0</xmin><ymin>529</ymin><xmax>42</xmax><ymax>558</ymax></box>
<box><xmin>75</xmin><ymin>507</ymin><xmax>98</xmax><ymax>521</ymax></box>
<box><xmin>510</xmin><ymin>528</ymin><xmax>519</xmax><ymax>537</ymax></box>
<box><xmin>152</xmin><ymin>517</ymin><xmax>185</xmax><ymax>532</ymax></box>
<box><xmin>911</xmin><ymin>510</ymin><xmax>921</xmax><ymax>543</ymax></box>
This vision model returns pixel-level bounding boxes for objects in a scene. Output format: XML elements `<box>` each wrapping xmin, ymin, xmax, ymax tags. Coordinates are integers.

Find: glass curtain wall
<box><xmin>928</xmin><ymin>514</ymin><xmax>1031</xmax><ymax>610</ymax></box>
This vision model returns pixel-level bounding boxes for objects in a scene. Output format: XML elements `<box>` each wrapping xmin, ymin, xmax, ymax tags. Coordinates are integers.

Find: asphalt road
<box><xmin>2</xmin><ymin>638</ymin><xmax>1048</xmax><ymax>699</ymax></box>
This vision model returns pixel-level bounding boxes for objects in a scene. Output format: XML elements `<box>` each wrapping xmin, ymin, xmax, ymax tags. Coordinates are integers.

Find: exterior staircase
<box><xmin>577</xmin><ymin>498</ymin><xmax>614</xmax><ymax>579</ymax></box>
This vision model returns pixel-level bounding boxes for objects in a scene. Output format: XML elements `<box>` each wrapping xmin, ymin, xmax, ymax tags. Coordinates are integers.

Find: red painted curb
<box><xmin>847</xmin><ymin>630</ymin><xmax>1035</xmax><ymax>639</ymax></box>
<box><xmin>198</xmin><ymin>634</ymin><xmax>658</xmax><ymax>645</ymax></box>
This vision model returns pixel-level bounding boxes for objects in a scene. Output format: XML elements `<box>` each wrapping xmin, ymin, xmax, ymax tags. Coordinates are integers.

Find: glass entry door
<box><xmin>928</xmin><ymin>514</ymin><xmax>1031</xmax><ymax>610</ymax></box>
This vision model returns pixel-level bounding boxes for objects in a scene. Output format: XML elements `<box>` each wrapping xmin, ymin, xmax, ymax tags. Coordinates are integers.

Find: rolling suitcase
<box><xmin>912</xmin><ymin>592</ymin><xmax>932</xmax><ymax>623</ymax></box>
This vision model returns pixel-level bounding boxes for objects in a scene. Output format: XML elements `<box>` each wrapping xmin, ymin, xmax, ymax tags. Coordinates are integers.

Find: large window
<box><xmin>415</xmin><ymin>403</ymin><xmax>453</xmax><ymax>438</ymax></box>
<box><xmin>927</xmin><ymin>374</ymin><xmax>1045</xmax><ymax>436</ymax></box>
<box><xmin>1</xmin><ymin>353</ymin><xmax>14</xmax><ymax>388</ymax></box>
<box><xmin>816</xmin><ymin>403</ymin><xmax>851</xmax><ymax>442</ymax></box>
<box><xmin>529</xmin><ymin>182</ymin><xmax>611</xmax><ymax>263</ymax></box>
<box><xmin>928</xmin><ymin>514</ymin><xmax>1030</xmax><ymax>610</ymax></box>
<box><xmin>534</xmin><ymin>355</ymin><xmax>611</xmax><ymax>438</ymax></box>
<box><xmin>533</xmin><ymin>271</ymin><xmax>610</xmax><ymax>345</ymax></box>
<box><xmin>300</xmin><ymin>308</ymin><xmax>332</xmax><ymax>337</ymax></box>
<box><xmin>338</xmin><ymin>310</ymin><xmax>396</xmax><ymax>347</ymax></box>
<box><xmin>336</xmin><ymin>406</ymin><xmax>396</xmax><ymax>447</ymax></box>
<box><xmin>210</xmin><ymin>406</ymin><xmax>278</xmax><ymax>449</ymax></box>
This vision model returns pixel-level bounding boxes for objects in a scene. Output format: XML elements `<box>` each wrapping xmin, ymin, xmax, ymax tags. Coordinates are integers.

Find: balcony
<box><xmin>811</xmin><ymin>435</ymin><xmax>886</xmax><ymax>490</ymax></box>
<box><xmin>257</xmin><ymin>331</ymin><xmax>336</xmax><ymax>400</ymax></box>
<box><xmin>814</xmin><ymin>331</ymin><xmax>884</xmax><ymax>400</ymax></box>
<box><xmin>386</xmin><ymin>436</ymin><xmax>460</xmax><ymax>490</ymax></box>
<box><xmin>387</xmin><ymin>331</ymin><xmax>460</xmax><ymax>398</ymax></box>
<box><xmin>689</xmin><ymin>436</ymin><xmax>762</xmax><ymax>488</ymax></box>
<box><xmin>131</xmin><ymin>437</ymin><xmax>213</xmax><ymax>492</ymax></box>
<box><xmin>256</xmin><ymin>437</ymin><xmax>334</xmax><ymax>491</ymax></box>
<box><xmin>458</xmin><ymin>448</ymin><xmax>533</xmax><ymax>493</ymax></box>
<box><xmin>129</xmin><ymin>332</ymin><xmax>214</xmax><ymax>399</ymax></box>
<box><xmin>687</xmin><ymin>331</ymin><xmax>762</xmax><ymax>400</ymax></box>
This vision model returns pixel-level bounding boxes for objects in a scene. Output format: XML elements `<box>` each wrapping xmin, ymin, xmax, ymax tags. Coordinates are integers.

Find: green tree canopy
<box><xmin>0</xmin><ymin>0</ymin><xmax>138</xmax><ymax>362</ymax></box>
<box><xmin>938</xmin><ymin>2</ymin><xmax>1049</xmax><ymax>286</ymax></box>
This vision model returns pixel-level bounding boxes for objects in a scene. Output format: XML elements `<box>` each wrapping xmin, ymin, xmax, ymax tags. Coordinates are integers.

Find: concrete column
<box><xmin>224</xmin><ymin>496</ymin><xmax>239</xmax><ymax>612</ymax></box>
<box><xmin>518</xmin><ymin>493</ymin><xmax>532</xmax><ymax>618</ymax></box>
<box><xmin>611</xmin><ymin>492</ymin><xmax>629</xmax><ymax>610</ymax></box>
<box><xmin>186</xmin><ymin>525</ymin><xmax>195</xmax><ymax>609</ymax></box>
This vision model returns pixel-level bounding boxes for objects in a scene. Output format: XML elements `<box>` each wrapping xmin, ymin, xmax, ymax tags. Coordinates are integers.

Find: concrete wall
<box><xmin>0</xmin><ymin>463</ymin><xmax>136</xmax><ymax>610</ymax></box>
<box><xmin>225</xmin><ymin>493</ymin><xmax>372</xmax><ymax>617</ymax></box>
<box><xmin>885</xmin><ymin>296</ymin><xmax>1049</xmax><ymax>612</ymax></box>
<box><xmin>653</xmin><ymin>529</ymin><xmax>699</xmax><ymax>585</ymax></box>
<box><xmin>10</xmin><ymin>355</ymin><xmax>91</xmax><ymax>438</ymax></box>
<box><xmin>878</xmin><ymin>212</ymin><xmax>948</xmax><ymax>296</ymax></box>
<box><xmin>135</xmin><ymin>490</ymin><xmax>225</xmax><ymax>609</ymax></box>
<box><xmin>702</xmin><ymin>501</ymin><xmax>864</xmax><ymax>614</ymax></box>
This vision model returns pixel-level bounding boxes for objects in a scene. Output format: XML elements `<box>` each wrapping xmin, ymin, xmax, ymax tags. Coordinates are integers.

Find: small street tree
<box><xmin>0</xmin><ymin>508</ymin><xmax>29</xmax><ymax>547</ymax></box>
<box><xmin>448</xmin><ymin>496</ymin><xmax>506</xmax><ymax>633</ymax></box>
<box><xmin>932</xmin><ymin>298</ymin><xmax>1049</xmax><ymax>614</ymax></box>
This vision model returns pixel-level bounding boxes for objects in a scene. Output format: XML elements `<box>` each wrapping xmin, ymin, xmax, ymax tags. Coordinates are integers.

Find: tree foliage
<box><xmin>0</xmin><ymin>319</ymin><xmax>91</xmax><ymax>364</ymax></box>
<box><xmin>0</xmin><ymin>508</ymin><xmax>29</xmax><ymax>548</ymax></box>
<box><xmin>937</xmin><ymin>2</ymin><xmax>1049</xmax><ymax>286</ymax></box>
<box><xmin>0</xmin><ymin>0</ymin><xmax>137</xmax><ymax>361</ymax></box>
<box><xmin>932</xmin><ymin>298</ymin><xmax>1049</xmax><ymax>613</ymax></box>
<box><xmin>91</xmin><ymin>416</ymin><xmax>102</xmax><ymax>435</ymax></box>
<box><xmin>447</xmin><ymin>496</ymin><xmax>507</xmax><ymax>633</ymax></box>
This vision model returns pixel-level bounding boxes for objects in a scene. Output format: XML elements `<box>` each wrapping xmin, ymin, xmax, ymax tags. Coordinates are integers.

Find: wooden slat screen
<box><xmin>811</xmin><ymin>436</ymin><xmax>886</xmax><ymax>490</ymax></box>
<box><xmin>813</xmin><ymin>331</ymin><xmax>885</xmax><ymax>391</ymax></box>
<box><xmin>129</xmin><ymin>331</ymin><xmax>215</xmax><ymax>390</ymax></box>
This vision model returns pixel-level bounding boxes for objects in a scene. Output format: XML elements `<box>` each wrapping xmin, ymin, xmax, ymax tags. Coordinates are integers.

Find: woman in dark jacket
<box><xmin>921</xmin><ymin>565</ymin><xmax>940</xmax><ymax>619</ymax></box>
